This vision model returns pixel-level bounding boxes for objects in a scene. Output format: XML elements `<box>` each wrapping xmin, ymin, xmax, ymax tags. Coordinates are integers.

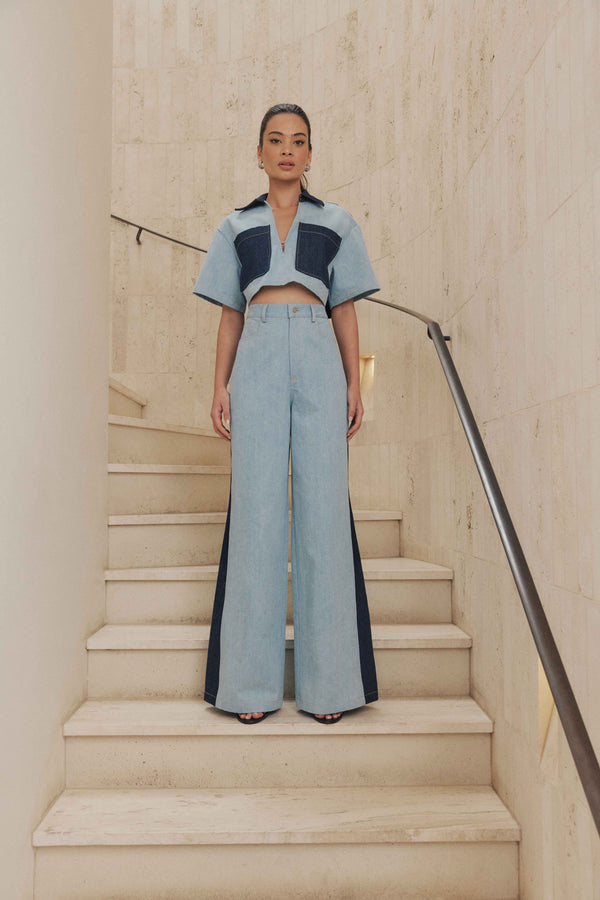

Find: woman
<box><xmin>192</xmin><ymin>103</ymin><xmax>380</xmax><ymax>724</ymax></box>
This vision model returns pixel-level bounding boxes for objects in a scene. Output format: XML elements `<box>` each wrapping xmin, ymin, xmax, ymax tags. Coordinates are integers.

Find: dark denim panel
<box><xmin>234</xmin><ymin>224</ymin><xmax>272</xmax><ymax>291</ymax></box>
<box><xmin>294</xmin><ymin>222</ymin><xmax>342</xmax><ymax>288</ymax></box>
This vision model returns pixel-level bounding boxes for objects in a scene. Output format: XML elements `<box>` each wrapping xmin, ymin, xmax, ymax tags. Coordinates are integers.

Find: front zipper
<box><xmin>265</xmin><ymin>199</ymin><xmax>300</xmax><ymax>254</ymax></box>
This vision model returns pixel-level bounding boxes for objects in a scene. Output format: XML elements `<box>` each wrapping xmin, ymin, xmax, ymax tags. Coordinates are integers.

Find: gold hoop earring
<box><xmin>258</xmin><ymin>160</ymin><xmax>264</xmax><ymax>169</ymax></box>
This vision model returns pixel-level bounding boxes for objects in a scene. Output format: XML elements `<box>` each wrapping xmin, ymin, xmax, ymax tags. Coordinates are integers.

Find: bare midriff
<box><xmin>248</xmin><ymin>282</ymin><xmax>323</xmax><ymax>306</ymax></box>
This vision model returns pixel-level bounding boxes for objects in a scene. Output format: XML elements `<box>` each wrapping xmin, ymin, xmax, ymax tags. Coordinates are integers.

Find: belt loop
<box><xmin>261</xmin><ymin>305</ymin><xmax>267</xmax><ymax>323</ymax></box>
<box><xmin>311</xmin><ymin>306</ymin><xmax>316</xmax><ymax>323</ymax></box>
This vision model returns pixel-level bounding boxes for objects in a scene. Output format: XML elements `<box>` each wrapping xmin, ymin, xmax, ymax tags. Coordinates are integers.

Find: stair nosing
<box><xmin>104</xmin><ymin>557</ymin><xmax>453</xmax><ymax>581</ymax></box>
<box><xmin>31</xmin><ymin>783</ymin><xmax>521</xmax><ymax>847</ymax></box>
<box><xmin>107</xmin><ymin>509</ymin><xmax>403</xmax><ymax>526</ymax></box>
<box><xmin>63</xmin><ymin>696</ymin><xmax>493</xmax><ymax>736</ymax></box>
<box><xmin>86</xmin><ymin>622</ymin><xmax>472</xmax><ymax>650</ymax></box>
<box><xmin>108</xmin><ymin>414</ymin><xmax>216</xmax><ymax>437</ymax></box>
<box><xmin>108</xmin><ymin>463</ymin><xmax>231</xmax><ymax>474</ymax></box>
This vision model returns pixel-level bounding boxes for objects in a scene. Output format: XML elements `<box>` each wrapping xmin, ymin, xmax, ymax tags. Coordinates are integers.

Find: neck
<box><xmin>265</xmin><ymin>180</ymin><xmax>303</xmax><ymax>209</ymax></box>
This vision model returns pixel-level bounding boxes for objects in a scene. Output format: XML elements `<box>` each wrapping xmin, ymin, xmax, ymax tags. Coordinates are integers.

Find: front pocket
<box><xmin>234</xmin><ymin>225</ymin><xmax>272</xmax><ymax>291</ymax></box>
<box><xmin>295</xmin><ymin>222</ymin><xmax>342</xmax><ymax>288</ymax></box>
<box><xmin>237</xmin><ymin>317</ymin><xmax>260</xmax><ymax>343</ymax></box>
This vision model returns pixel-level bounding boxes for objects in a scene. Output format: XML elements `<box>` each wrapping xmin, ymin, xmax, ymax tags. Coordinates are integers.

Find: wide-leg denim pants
<box><xmin>203</xmin><ymin>301</ymin><xmax>379</xmax><ymax>715</ymax></box>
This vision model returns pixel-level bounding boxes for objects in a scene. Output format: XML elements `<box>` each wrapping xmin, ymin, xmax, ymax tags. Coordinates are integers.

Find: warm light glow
<box><xmin>538</xmin><ymin>655</ymin><xmax>555</xmax><ymax>760</ymax></box>
<box><xmin>359</xmin><ymin>353</ymin><xmax>375</xmax><ymax>422</ymax></box>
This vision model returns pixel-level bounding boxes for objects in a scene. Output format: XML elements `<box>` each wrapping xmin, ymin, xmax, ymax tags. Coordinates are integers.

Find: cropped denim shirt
<box><xmin>192</xmin><ymin>187</ymin><xmax>380</xmax><ymax>318</ymax></box>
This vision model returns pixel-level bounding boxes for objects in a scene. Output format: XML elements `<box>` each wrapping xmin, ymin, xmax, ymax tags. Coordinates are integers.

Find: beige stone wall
<box><xmin>1</xmin><ymin>2</ymin><xmax>113</xmax><ymax>897</ymax></box>
<box><xmin>395</xmin><ymin>2</ymin><xmax>600</xmax><ymax>897</ymax></box>
<box><xmin>111</xmin><ymin>1</ymin><xmax>600</xmax><ymax>895</ymax></box>
<box><xmin>110</xmin><ymin>0</ymin><xmax>399</xmax><ymax>439</ymax></box>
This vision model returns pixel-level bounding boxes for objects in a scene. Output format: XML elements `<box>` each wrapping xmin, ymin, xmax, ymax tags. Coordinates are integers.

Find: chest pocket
<box><xmin>295</xmin><ymin>222</ymin><xmax>342</xmax><ymax>288</ymax></box>
<box><xmin>234</xmin><ymin>225</ymin><xmax>272</xmax><ymax>291</ymax></box>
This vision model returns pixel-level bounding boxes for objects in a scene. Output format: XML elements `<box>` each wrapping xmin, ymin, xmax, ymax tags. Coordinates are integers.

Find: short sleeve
<box><xmin>192</xmin><ymin>225</ymin><xmax>246</xmax><ymax>314</ymax></box>
<box><xmin>328</xmin><ymin>222</ymin><xmax>380</xmax><ymax>310</ymax></box>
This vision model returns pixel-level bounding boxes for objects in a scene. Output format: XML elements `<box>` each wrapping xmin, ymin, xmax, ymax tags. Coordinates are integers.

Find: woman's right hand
<box><xmin>211</xmin><ymin>386</ymin><xmax>231</xmax><ymax>440</ymax></box>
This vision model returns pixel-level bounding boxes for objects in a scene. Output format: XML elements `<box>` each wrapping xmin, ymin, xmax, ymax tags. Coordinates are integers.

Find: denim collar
<box><xmin>234</xmin><ymin>186</ymin><xmax>325</xmax><ymax>212</ymax></box>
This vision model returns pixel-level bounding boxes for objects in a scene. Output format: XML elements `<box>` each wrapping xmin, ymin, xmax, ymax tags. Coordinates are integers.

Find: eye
<box><xmin>269</xmin><ymin>138</ymin><xmax>280</xmax><ymax>144</ymax></box>
<box><xmin>295</xmin><ymin>140</ymin><xmax>305</xmax><ymax>145</ymax></box>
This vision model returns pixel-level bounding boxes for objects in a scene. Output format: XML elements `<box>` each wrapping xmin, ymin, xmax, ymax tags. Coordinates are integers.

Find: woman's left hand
<box><xmin>346</xmin><ymin>387</ymin><xmax>364</xmax><ymax>440</ymax></box>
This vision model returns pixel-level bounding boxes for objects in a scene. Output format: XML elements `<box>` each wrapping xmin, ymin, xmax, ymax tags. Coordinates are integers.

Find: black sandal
<box><xmin>235</xmin><ymin>710</ymin><xmax>275</xmax><ymax>724</ymax></box>
<box><xmin>311</xmin><ymin>711</ymin><xmax>344</xmax><ymax>724</ymax></box>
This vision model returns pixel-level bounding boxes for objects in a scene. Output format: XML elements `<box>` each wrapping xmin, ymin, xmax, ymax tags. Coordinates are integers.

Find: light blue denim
<box><xmin>191</xmin><ymin>188</ymin><xmax>381</xmax><ymax>317</ymax></box>
<box><xmin>203</xmin><ymin>301</ymin><xmax>379</xmax><ymax>715</ymax></box>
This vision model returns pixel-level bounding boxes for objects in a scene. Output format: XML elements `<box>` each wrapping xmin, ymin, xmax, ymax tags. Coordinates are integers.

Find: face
<box><xmin>257</xmin><ymin>113</ymin><xmax>312</xmax><ymax>183</ymax></box>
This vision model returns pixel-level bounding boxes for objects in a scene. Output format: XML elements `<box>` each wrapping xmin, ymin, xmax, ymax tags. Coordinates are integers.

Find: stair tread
<box><xmin>108</xmin><ymin>463</ymin><xmax>230</xmax><ymax>473</ymax></box>
<box><xmin>64</xmin><ymin>696</ymin><xmax>492</xmax><ymax>736</ymax></box>
<box><xmin>109</xmin><ymin>377</ymin><xmax>147</xmax><ymax>407</ymax></box>
<box><xmin>104</xmin><ymin>556</ymin><xmax>452</xmax><ymax>581</ymax></box>
<box><xmin>108</xmin><ymin>508</ymin><xmax>404</xmax><ymax>525</ymax></box>
<box><xmin>109</xmin><ymin>414</ymin><xmax>216</xmax><ymax>437</ymax></box>
<box><xmin>86</xmin><ymin>622</ymin><xmax>472</xmax><ymax>650</ymax></box>
<box><xmin>32</xmin><ymin>783</ymin><xmax>520</xmax><ymax>846</ymax></box>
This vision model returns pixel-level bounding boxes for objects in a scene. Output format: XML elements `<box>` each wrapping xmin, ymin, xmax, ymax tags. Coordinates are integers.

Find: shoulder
<box><xmin>313</xmin><ymin>200</ymin><xmax>360</xmax><ymax>238</ymax></box>
<box><xmin>215</xmin><ymin>207</ymin><xmax>269</xmax><ymax>244</ymax></box>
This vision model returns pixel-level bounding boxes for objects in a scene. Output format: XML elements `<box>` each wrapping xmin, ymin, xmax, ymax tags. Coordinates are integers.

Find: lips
<box><xmin>279</xmin><ymin>162</ymin><xmax>294</xmax><ymax>168</ymax></box>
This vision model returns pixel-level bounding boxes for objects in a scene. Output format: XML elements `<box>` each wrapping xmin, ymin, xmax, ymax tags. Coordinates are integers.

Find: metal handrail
<box><xmin>112</xmin><ymin>213</ymin><xmax>600</xmax><ymax>836</ymax></box>
<box><xmin>111</xmin><ymin>214</ymin><xmax>207</xmax><ymax>253</ymax></box>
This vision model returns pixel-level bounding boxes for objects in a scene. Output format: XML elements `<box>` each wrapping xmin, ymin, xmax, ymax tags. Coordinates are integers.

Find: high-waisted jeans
<box><xmin>203</xmin><ymin>301</ymin><xmax>379</xmax><ymax>714</ymax></box>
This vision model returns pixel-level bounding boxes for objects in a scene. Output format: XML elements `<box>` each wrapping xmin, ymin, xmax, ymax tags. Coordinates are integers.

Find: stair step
<box><xmin>32</xmin><ymin>784</ymin><xmax>520</xmax><ymax>899</ymax></box>
<box><xmin>103</xmin><ymin>557</ymin><xmax>454</xmax><ymax>625</ymax></box>
<box><xmin>107</xmin><ymin>463</ymin><xmax>233</xmax><ymax>514</ymax></box>
<box><xmin>107</xmin><ymin>508</ymin><xmax>403</xmax><ymax>566</ymax></box>
<box><xmin>65</xmin><ymin>695</ymin><xmax>491</xmax><ymax>736</ymax></box>
<box><xmin>33</xmin><ymin>783</ymin><xmax>519</xmax><ymax>846</ymax></box>
<box><xmin>104</xmin><ymin>555</ymin><xmax>452</xmax><ymax>582</ymax></box>
<box><xmin>87</xmin><ymin>622</ymin><xmax>471</xmax><ymax>650</ymax></box>
<box><xmin>108</xmin><ymin>414</ymin><xmax>215</xmax><ymax>437</ymax></box>
<box><xmin>108</xmin><ymin>414</ymin><xmax>230</xmax><ymax>466</ymax></box>
<box><xmin>108</xmin><ymin>378</ymin><xmax>147</xmax><ymax>418</ymax></box>
<box><xmin>63</xmin><ymin>696</ymin><xmax>493</xmax><ymax>788</ymax></box>
<box><xmin>86</xmin><ymin>623</ymin><xmax>471</xmax><ymax>700</ymax></box>
<box><xmin>107</xmin><ymin>508</ymin><xmax>403</xmax><ymax>525</ymax></box>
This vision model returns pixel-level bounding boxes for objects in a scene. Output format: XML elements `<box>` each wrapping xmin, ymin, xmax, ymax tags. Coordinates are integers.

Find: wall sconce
<box><xmin>359</xmin><ymin>353</ymin><xmax>375</xmax><ymax>422</ymax></box>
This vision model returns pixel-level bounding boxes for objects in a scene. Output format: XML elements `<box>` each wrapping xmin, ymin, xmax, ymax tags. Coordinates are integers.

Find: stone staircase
<box><xmin>32</xmin><ymin>380</ymin><xmax>521</xmax><ymax>899</ymax></box>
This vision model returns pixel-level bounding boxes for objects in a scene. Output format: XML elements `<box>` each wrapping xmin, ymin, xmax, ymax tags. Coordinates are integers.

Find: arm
<box><xmin>330</xmin><ymin>298</ymin><xmax>363</xmax><ymax>441</ymax></box>
<box><xmin>327</xmin><ymin>217</ymin><xmax>379</xmax><ymax>440</ymax></box>
<box><xmin>192</xmin><ymin>222</ymin><xmax>247</xmax><ymax>440</ymax></box>
<box><xmin>211</xmin><ymin>305</ymin><xmax>244</xmax><ymax>441</ymax></box>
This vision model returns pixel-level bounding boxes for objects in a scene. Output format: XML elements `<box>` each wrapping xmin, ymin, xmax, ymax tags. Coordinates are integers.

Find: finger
<box><xmin>211</xmin><ymin>414</ymin><xmax>230</xmax><ymax>440</ymax></box>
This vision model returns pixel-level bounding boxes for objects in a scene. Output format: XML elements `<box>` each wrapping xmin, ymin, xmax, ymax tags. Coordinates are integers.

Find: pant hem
<box><xmin>295</xmin><ymin>692</ymin><xmax>372</xmax><ymax>715</ymax></box>
<box><xmin>207</xmin><ymin>699</ymin><xmax>284</xmax><ymax>714</ymax></box>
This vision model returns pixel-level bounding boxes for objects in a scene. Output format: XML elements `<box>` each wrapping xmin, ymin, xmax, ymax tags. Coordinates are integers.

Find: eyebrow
<box><xmin>267</xmin><ymin>130</ymin><xmax>307</xmax><ymax>137</ymax></box>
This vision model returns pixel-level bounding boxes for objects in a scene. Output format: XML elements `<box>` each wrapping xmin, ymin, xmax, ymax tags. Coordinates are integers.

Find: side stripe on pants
<box><xmin>203</xmin><ymin>445</ymin><xmax>231</xmax><ymax>705</ymax></box>
<box><xmin>204</xmin><ymin>440</ymin><xmax>378</xmax><ymax>707</ymax></box>
<box><xmin>347</xmin><ymin>444</ymin><xmax>379</xmax><ymax>703</ymax></box>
